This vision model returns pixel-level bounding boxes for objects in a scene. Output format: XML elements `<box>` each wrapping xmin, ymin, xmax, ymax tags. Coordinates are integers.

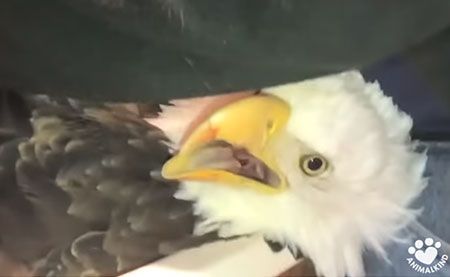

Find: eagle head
<box><xmin>151</xmin><ymin>71</ymin><xmax>427</xmax><ymax>277</ymax></box>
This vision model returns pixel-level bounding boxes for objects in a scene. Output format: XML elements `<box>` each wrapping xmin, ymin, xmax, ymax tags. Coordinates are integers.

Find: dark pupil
<box><xmin>307</xmin><ymin>157</ymin><xmax>323</xmax><ymax>171</ymax></box>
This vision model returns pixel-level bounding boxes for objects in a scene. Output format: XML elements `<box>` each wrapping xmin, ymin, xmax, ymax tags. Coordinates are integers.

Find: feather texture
<box><xmin>0</xmin><ymin>71</ymin><xmax>434</xmax><ymax>277</ymax></box>
<box><xmin>0</xmin><ymin>91</ymin><xmax>220</xmax><ymax>276</ymax></box>
<box><xmin>169</xmin><ymin>71</ymin><xmax>427</xmax><ymax>277</ymax></box>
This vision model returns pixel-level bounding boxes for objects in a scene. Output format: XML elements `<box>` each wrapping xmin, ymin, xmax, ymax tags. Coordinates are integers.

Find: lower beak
<box><xmin>161</xmin><ymin>94</ymin><xmax>290</xmax><ymax>193</ymax></box>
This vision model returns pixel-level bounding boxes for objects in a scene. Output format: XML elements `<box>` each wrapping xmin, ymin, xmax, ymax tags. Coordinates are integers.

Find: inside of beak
<box><xmin>161</xmin><ymin>94</ymin><xmax>290</xmax><ymax>193</ymax></box>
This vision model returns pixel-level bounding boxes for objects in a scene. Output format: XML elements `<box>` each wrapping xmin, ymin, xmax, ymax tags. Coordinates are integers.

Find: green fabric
<box><xmin>1</xmin><ymin>0</ymin><xmax>450</xmax><ymax>101</ymax></box>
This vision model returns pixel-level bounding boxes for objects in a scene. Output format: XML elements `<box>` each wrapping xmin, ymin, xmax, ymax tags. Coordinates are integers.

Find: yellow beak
<box><xmin>161</xmin><ymin>94</ymin><xmax>291</xmax><ymax>193</ymax></box>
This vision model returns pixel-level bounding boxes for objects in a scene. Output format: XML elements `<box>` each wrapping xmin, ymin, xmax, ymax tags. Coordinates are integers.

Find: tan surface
<box><xmin>279</xmin><ymin>258</ymin><xmax>316</xmax><ymax>277</ymax></box>
<box><xmin>0</xmin><ymin>251</ymin><xmax>31</xmax><ymax>277</ymax></box>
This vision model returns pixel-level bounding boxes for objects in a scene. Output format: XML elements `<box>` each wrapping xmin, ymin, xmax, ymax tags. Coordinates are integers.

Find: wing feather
<box><xmin>0</xmin><ymin>90</ymin><xmax>220</xmax><ymax>276</ymax></box>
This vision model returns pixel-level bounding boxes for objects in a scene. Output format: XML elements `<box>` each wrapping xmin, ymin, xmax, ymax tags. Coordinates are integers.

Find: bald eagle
<box><xmin>0</xmin><ymin>71</ymin><xmax>427</xmax><ymax>277</ymax></box>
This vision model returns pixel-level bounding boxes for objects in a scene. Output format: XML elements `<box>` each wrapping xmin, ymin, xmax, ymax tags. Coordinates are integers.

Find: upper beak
<box><xmin>161</xmin><ymin>94</ymin><xmax>291</xmax><ymax>193</ymax></box>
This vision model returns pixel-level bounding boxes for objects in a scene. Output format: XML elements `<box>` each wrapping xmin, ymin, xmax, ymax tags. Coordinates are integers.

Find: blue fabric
<box><xmin>363</xmin><ymin>57</ymin><xmax>450</xmax><ymax>137</ymax></box>
<box><xmin>364</xmin><ymin>142</ymin><xmax>450</xmax><ymax>276</ymax></box>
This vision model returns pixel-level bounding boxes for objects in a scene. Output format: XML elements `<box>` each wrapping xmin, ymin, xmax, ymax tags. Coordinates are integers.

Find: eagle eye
<box><xmin>300</xmin><ymin>154</ymin><xmax>328</xmax><ymax>176</ymax></box>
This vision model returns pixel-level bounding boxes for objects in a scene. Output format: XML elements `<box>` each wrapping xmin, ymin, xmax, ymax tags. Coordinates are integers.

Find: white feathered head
<box><xmin>149</xmin><ymin>71</ymin><xmax>427</xmax><ymax>277</ymax></box>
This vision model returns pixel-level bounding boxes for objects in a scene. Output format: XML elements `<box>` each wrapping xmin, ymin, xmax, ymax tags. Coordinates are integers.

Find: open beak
<box><xmin>161</xmin><ymin>94</ymin><xmax>291</xmax><ymax>193</ymax></box>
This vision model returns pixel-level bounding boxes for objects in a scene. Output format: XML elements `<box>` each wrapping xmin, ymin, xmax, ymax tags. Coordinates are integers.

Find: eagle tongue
<box><xmin>193</xmin><ymin>140</ymin><xmax>280</xmax><ymax>188</ymax></box>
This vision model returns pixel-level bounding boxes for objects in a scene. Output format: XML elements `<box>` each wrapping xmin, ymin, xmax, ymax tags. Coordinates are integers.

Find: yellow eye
<box><xmin>300</xmin><ymin>154</ymin><xmax>328</xmax><ymax>176</ymax></box>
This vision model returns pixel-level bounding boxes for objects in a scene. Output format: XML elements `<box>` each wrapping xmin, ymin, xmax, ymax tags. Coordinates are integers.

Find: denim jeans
<box><xmin>365</xmin><ymin>141</ymin><xmax>450</xmax><ymax>276</ymax></box>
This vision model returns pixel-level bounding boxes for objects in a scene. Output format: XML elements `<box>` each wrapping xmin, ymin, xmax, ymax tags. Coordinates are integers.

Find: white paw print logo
<box><xmin>408</xmin><ymin>238</ymin><xmax>441</xmax><ymax>265</ymax></box>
